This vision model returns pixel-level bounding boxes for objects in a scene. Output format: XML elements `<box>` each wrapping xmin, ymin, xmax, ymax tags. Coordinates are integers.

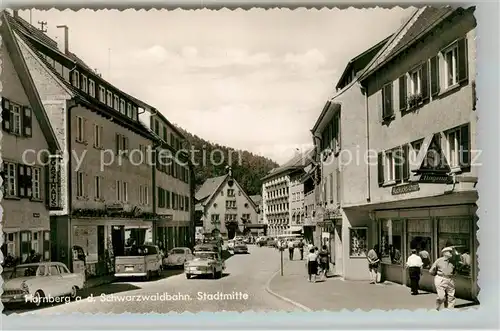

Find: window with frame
<box><xmin>438</xmin><ymin>217</ymin><xmax>471</xmax><ymax>277</ymax></box>
<box><xmin>227</xmin><ymin>189</ymin><xmax>235</xmax><ymax>197</ymax></box>
<box><xmin>381</xmin><ymin>82</ymin><xmax>394</xmax><ymax>120</ymax></box>
<box><xmin>122</xmin><ymin>182</ymin><xmax>128</xmax><ymax>202</ymax></box>
<box><xmin>127</xmin><ymin>103</ymin><xmax>132</xmax><ymax>118</ymax></box>
<box><xmin>11</xmin><ymin>104</ymin><xmax>21</xmax><ymax>135</ymax></box>
<box><xmin>120</xmin><ymin>99</ymin><xmax>126</xmax><ymax>114</ymax></box>
<box><xmin>32</xmin><ymin>167</ymin><xmax>41</xmax><ymax>200</ymax></box>
<box><xmin>211</xmin><ymin>214</ymin><xmax>220</xmax><ymax>224</ymax></box>
<box><xmin>32</xmin><ymin>232</ymin><xmax>39</xmax><ymax>253</ymax></box>
<box><xmin>98</xmin><ymin>86</ymin><xmax>106</xmax><ymax>103</ymax></box>
<box><xmin>114</xmin><ymin>95</ymin><xmax>119</xmax><ymax>110</ymax></box>
<box><xmin>385</xmin><ymin>150</ymin><xmax>396</xmax><ymax>182</ymax></box>
<box><xmin>81</xmin><ymin>75</ymin><xmax>88</xmax><ymax>93</ymax></box>
<box><xmin>409</xmin><ymin>67</ymin><xmax>422</xmax><ymax>96</ymax></box>
<box><xmin>225</xmin><ymin>200</ymin><xmax>236</xmax><ymax>209</ymax></box>
<box><xmin>72</xmin><ymin>71</ymin><xmax>80</xmax><ymax>88</ymax></box>
<box><xmin>116</xmin><ymin>180</ymin><xmax>121</xmax><ymax>201</ymax></box>
<box><xmin>88</xmin><ymin>79</ymin><xmax>95</xmax><ymax>97</ymax></box>
<box><xmin>132</xmin><ymin>106</ymin><xmax>137</xmax><ymax>120</ymax></box>
<box><xmin>76</xmin><ymin>116</ymin><xmax>85</xmax><ymax>142</ymax></box>
<box><xmin>106</xmin><ymin>91</ymin><xmax>113</xmax><ymax>107</ymax></box>
<box><xmin>143</xmin><ymin>186</ymin><xmax>149</xmax><ymax>205</ymax></box>
<box><xmin>445</xmin><ymin>124</ymin><xmax>471</xmax><ymax>172</ymax></box>
<box><xmin>380</xmin><ymin>219</ymin><xmax>403</xmax><ymax>265</ymax></box>
<box><xmin>411</xmin><ymin>140</ymin><xmax>423</xmax><ymax>166</ymax></box>
<box><xmin>3</xmin><ymin>162</ymin><xmax>17</xmax><ymax>197</ymax></box>
<box><xmin>444</xmin><ymin>45</ymin><xmax>459</xmax><ymax>88</ymax></box>
<box><xmin>76</xmin><ymin>171</ymin><xmax>85</xmax><ymax>197</ymax></box>
<box><xmin>225</xmin><ymin>214</ymin><xmax>237</xmax><ymax>222</ymax></box>
<box><xmin>447</xmin><ymin>128</ymin><xmax>460</xmax><ymax>169</ymax></box>
<box><xmin>93</xmin><ymin>124</ymin><xmax>102</xmax><ymax>148</ymax></box>
<box><xmin>94</xmin><ymin>176</ymin><xmax>102</xmax><ymax>199</ymax></box>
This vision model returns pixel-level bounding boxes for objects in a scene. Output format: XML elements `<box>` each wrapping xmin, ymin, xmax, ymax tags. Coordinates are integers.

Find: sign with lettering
<box><xmin>158</xmin><ymin>214</ymin><xmax>173</xmax><ymax>221</ymax></box>
<box><xmin>418</xmin><ymin>134</ymin><xmax>451</xmax><ymax>174</ymax></box>
<box><xmin>391</xmin><ymin>183</ymin><xmax>420</xmax><ymax>195</ymax></box>
<box><xmin>105</xmin><ymin>203</ymin><xmax>124</xmax><ymax>211</ymax></box>
<box><xmin>47</xmin><ymin>155</ymin><xmax>61</xmax><ymax>210</ymax></box>
<box><xmin>419</xmin><ymin>174</ymin><xmax>452</xmax><ymax>184</ymax></box>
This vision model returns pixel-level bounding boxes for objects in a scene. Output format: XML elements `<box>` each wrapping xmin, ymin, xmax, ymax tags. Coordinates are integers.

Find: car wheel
<box><xmin>70</xmin><ymin>286</ymin><xmax>78</xmax><ymax>300</ymax></box>
<box><xmin>186</xmin><ymin>273</ymin><xmax>191</xmax><ymax>279</ymax></box>
<box><xmin>32</xmin><ymin>290</ymin><xmax>44</xmax><ymax>308</ymax></box>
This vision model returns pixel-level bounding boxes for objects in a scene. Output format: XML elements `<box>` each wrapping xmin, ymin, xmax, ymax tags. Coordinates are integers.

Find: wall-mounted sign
<box><xmin>47</xmin><ymin>155</ymin><xmax>62</xmax><ymax>210</ymax></box>
<box><xmin>158</xmin><ymin>214</ymin><xmax>173</xmax><ymax>221</ymax></box>
<box><xmin>419</xmin><ymin>174</ymin><xmax>451</xmax><ymax>184</ymax></box>
<box><xmin>391</xmin><ymin>183</ymin><xmax>420</xmax><ymax>195</ymax></box>
<box><xmin>105</xmin><ymin>203</ymin><xmax>124</xmax><ymax>211</ymax></box>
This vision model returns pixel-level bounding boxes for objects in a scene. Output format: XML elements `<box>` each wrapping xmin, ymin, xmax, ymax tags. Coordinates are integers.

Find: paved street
<box><xmin>268</xmin><ymin>258</ymin><xmax>479</xmax><ymax>311</ymax></box>
<box><xmin>5</xmin><ymin>245</ymin><xmax>300</xmax><ymax>315</ymax></box>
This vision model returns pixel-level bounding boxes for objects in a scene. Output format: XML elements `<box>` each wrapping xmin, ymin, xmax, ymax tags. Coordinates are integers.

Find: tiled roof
<box><xmin>262</xmin><ymin>148</ymin><xmax>314</xmax><ymax>181</ymax></box>
<box><xmin>361</xmin><ymin>6</ymin><xmax>455</xmax><ymax>80</ymax></box>
<box><xmin>195</xmin><ymin>174</ymin><xmax>228</xmax><ymax>201</ymax></box>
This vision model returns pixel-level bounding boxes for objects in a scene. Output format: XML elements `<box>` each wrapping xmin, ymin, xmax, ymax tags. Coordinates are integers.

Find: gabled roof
<box><xmin>195</xmin><ymin>174</ymin><xmax>229</xmax><ymax>201</ymax></box>
<box><xmin>0</xmin><ymin>12</ymin><xmax>61</xmax><ymax>153</ymax></box>
<box><xmin>262</xmin><ymin>148</ymin><xmax>315</xmax><ymax>181</ymax></box>
<box><xmin>359</xmin><ymin>6</ymin><xmax>456</xmax><ymax>82</ymax></box>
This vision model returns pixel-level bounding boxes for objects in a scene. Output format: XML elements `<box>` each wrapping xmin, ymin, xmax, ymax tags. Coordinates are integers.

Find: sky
<box><xmin>20</xmin><ymin>8</ymin><xmax>413</xmax><ymax>165</ymax></box>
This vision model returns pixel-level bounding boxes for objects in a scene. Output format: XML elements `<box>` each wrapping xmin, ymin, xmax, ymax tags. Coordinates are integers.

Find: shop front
<box><xmin>316</xmin><ymin>212</ymin><xmax>343</xmax><ymax>277</ymax></box>
<box><xmin>155</xmin><ymin>218</ymin><xmax>191</xmax><ymax>253</ymax></box>
<box><xmin>376</xmin><ymin>203</ymin><xmax>477</xmax><ymax>301</ymax></box>
<box><xmin>72</xmin><ymin>218</ymin><xmax>153</xmax><ymax>277</ymax></box>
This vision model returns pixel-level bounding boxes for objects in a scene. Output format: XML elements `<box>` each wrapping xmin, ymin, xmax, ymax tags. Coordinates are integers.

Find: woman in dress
<box><xmin>306</xmin><ymin>248</ymin><xmax>319</xmax><ymax>282</ymax></box>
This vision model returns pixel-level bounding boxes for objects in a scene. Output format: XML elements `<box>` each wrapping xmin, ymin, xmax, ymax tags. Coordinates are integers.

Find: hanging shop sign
<box><xmin>391</xmin><ymin>183</ymin><xmax>420</xmax><ymax>195</ymax></box>
<box><xmin>47</xmin><ymin>155</ymin><xmax>62</xmax><ymax>210</ymax></box>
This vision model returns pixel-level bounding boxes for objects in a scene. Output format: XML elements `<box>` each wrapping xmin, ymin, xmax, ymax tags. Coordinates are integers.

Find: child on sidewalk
<box><xmin>306</xmin><ymin>248</ymin><xmax>318</xmax><ymax>283</ymax></box>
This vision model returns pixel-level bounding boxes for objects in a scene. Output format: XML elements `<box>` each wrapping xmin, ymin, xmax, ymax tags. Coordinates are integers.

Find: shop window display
<box><xmin>380</xmin><ymin>219</ymin><xmax>402</xmax><ymax>265</ymax></box>
<box><xmin>438</xmin><ymin>218</ymin><xmax>471</xmax><ymax>277</ymax></box>
<box><xmin>407</xmin><ymin>219</ymin><xmax>433</xmax><ymax>269</ymax></box>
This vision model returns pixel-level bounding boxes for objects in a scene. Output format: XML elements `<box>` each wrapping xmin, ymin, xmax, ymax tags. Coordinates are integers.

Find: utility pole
<box><xmin>38</xmin><ymin>21</ymin><xmax>47</xmax><ymax>33</ymax></box>
<box><xmin>280</xmin><ymin>242</ymin><xmax>284</xmax><ymax>276</ymax></box>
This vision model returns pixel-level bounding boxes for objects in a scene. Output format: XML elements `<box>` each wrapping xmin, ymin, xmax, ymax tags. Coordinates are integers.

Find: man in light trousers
<box><xmin>429</xmin><ymin>247</ymin><xmax>457</xmax><ymax>310</ymax></box>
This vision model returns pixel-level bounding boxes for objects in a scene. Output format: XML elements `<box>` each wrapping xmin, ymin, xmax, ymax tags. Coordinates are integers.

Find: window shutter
<box><xmin>382</xmin><ymin>83</ymin><xmax>393</xmax><ymax>118</ymax></box>
<box><xmin>166</xmin><ymin>191</ymin><xmax>170</xmax><ymax>209</ymax></box>
<box><xmin>2</xmin><ymin>98</ymin><xmax>11</xmax><ymax>131</ymax></box>
<box><xmin>43</xmin><ymin>231</ymin><xmax>51</xmax><ymax>261</ymax></box>
<box><xmin>25</xmin><ymin>166</ymin><xmax>33</xmax><ymax>198</ymax></box>
<box><xmin>185</xmin><ymin>196</ymin><xmax>189</xmax><ymax>212</ymax></box>
<box><xmin>457</xmin><ymin>38</ymin><xmax>468</xmax><ymax>83</ymax></box>
<box><xmin>83</xmin><ymin>118</ymin><xmax>88</xmax><ymax>143</ymax></box>
<box><xmin>23</xmin><ymin>107</ymin><xmax>32</xmax><ymax>137</ymax></box>
<box><xmin>421</xmin><ymin>61</ymin><xmax>429</xmax><ymax>101</ymax></box>
<box><xmin>377</xmin><ymin>152</ymin><xmax>384</xmax><ymax>187</ymax></box>
<box><xmin>430</xmin><ymin>56</ymin><xmax>440</xmax><ymax>96</ymax></box>
<box><xmin>157</xmin><ymin>187</ymin><xmax>162</xmax><ymax>208</ymax></box>
<box><xmin>398</xmin><ymin>75</ymin><xmax>407</xmax><ymax>111</ymax></box>
<box><xmin>402</xmin><ymin>144</ymin><xmax>410</xmax><ymax>182</ymax></box>
<box><xmin>459</xmin><ymin>124</ymin><xmax>471</xmax><ymax>172</ymax></box>
<box><xmin>18</xmin><ymin>164</ymin><xmax>25</xmax><ymax>197</ymax></box>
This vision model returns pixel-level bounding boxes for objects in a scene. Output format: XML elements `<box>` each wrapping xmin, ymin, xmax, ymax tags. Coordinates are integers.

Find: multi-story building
<box><xmin>3</xmin><ymin>12</ymin><xmax>194</xmax><ymax>273</ymax></box>
<box><xmin>1</xmin><ymin>11</ymin><xmax>62</xmax><ymax>264</ymax></box>
<box><xmin>261</xmin><ymin>149</ymin><xmax>313</xmax><ymax>236</ymax></box>
<box><xmin>289</xmin><ymin>176</ymin><xmax>305</xmax><ymax>227</ymax></box>
<box><xmin>311</xmin><ymin>6</ymin><xmax>478</xmax><ymax>301</ymax></box>
<box><xmin>311</xmin><ymin>34</ymin><xmax>389</xmax><ymax>277</ymax></box>
<box><xmin>139</xmin><ymin>109</ymin><xmax>194</xmax><ymax>251</ymax></box>
<box><xmin>195</xmin><ymin>168</ymin><xmax>258</xmax><ymax>239</ymax></box>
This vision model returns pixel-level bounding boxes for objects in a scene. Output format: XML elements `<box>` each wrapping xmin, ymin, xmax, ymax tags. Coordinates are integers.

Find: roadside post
<box><xmin>279</xmin><ymin>244</ymin><xmax>284</xmax><ymax>276</ymax></box>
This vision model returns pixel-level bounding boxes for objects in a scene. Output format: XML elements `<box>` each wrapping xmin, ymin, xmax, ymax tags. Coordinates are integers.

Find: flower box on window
<box><xmin>407</xmin><ymin>93</ymin><xmax>423</xmax><ymax>109</ymax></box>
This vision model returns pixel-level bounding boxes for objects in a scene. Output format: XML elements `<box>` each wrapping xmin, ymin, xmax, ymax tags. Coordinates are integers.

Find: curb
<box><xmin>83</xmin><ymin>277</ymin><xmax>116</xmax><ymax>289</ymax></box>
<box><xmin>265</xmin><ymin>268</ymin><xmax>313</xmax><ymax>312</ymax></box>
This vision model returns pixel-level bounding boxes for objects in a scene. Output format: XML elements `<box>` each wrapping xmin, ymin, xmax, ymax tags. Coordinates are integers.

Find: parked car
<box><xmin>233</xmin><ymin>242</ymin><xmax>249</xmax><ymax>254</ymax></box>
<box><xmin>184</xmin><ymin>251</ymin><xmax>225</xmax><ymax>279</ymax></box>
<box><xmin>256</xmin><ymin>236</ymin><xmax>268</xmax><ymax>247</ymax></box>
<box><xmin>163</xmin><ymin>247</ymin><xmax>194</xmax><ymax>268</ymax></box>
<box><xmin>114</xmin><ymin>244</ymin><xmax>162</xmax><ymax>280</ymax></box>
<box><xmin>1</xmin><ymin>262</ymin><xmax>85</xmax><ymax>307</ymax></box>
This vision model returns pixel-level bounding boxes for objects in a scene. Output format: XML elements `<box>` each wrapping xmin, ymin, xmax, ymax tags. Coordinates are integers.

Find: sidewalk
<box><xmin>84</xmin><ymin>274</ymin><xmax>116</xmax><ymax>289</ymax></box>
<box><xmin>268</xmin><ymin>259</ymin><xmax>478</xmax><ymax>311</ymax></box>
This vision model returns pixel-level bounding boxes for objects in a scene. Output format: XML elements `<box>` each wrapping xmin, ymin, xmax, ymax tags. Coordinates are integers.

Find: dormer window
<box><xmin>119</xmin><ymin>99</ymin><xmax>126</xmax><ymax>114</ymax></box>
<box><xmin>88</xmin><ymin>79</ymin><xmax>95</xmax><ymax>98</ymax></box>
<box><xmin>81</xmin><ymin>75</ymin><xmax>88</xmax><ymax>93</ymax></box>
<box><xmin>106</xmin><ymin>91</ymin><xmax>113</xmax><ymax>107</ymax></box>
<box><xmin>132</xmin><ymin>106</ymin><xmax>137</xmax><ymax>120</ymax></box>
<box><xmin>72</xmin><ymin>71</ymin><xmax>80</xmax><ymax>88</ymax></box>
<box><xmin>98</xmin><ymin>86</ymin><xmax>106</xmax><ymax>103</ymax></box>
<box><xmin>127</xmin><ymin>103</ymin><xmax>132</xmax><ymax>118</ymax></box>
<box><xmin>114</xmin><ymin>95</ymin><xmax>119</xmax><ymax>110</ymax></box>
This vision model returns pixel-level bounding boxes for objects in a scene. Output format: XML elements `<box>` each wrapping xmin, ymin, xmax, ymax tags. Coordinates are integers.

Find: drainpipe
<box><xmin>65</xmin><ymin>98</ymin><xmax>79</xmax><ymax>270</ymax></box>
<box><xmin>358</xmin><ymin>82</ymin><xmax>371</xmax><ymax>202</ymax></box>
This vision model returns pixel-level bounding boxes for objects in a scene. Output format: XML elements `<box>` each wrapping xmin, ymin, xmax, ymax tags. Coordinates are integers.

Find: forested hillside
<box><xmin>175</xmin><ymin>127</ymin><xmax>279</xmax><ymax>196</ymax></box>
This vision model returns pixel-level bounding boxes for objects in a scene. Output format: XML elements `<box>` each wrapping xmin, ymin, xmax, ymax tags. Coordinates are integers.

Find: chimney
<box><xmin>56</xmin><ymin>25</ymin><xmax>69</xmax><ymax>55</ymax></box>
<box><xmin>12</xmin><ymin>10</ymin><xmax>19</xmax><ymax>18</ymax></box>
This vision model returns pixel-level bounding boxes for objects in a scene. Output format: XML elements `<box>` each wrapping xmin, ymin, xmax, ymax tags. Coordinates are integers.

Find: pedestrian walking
<box><xmin>367</xmin><ymin>244</ymin><xmax>380</xmax><ymax>284</ymax></box>
<box><xmin>406</xmin><ymin>249</ymin><xmax>423</xmax><ymax>295</ymax></box>
<box><xmin>298</xmin><ymin>239</ymin><xmax>305</xmax><ymax>260</ymax></box>
<box><xmin>429</xmin><ymin>246</ymin><xmax>458</xmax><ymax>310</ymax></box>
<box><xmin>287</xmin><ymin>240</ymin><xmax>295</xmax><ymax>260</ymax></box>
<box><xmin>307</xmin><ymin>242</ymin><xmax>314</xmax><ymax>252</ymax></box>
<box><xmin>318</xmin><ymin>245</ymin><xmax>329</xmax><ymax>280</ymax></box>
<box><xmin>305</xmin><ymin>248</ymin><xmax>318</xmax><ymax>282</ymax></box>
